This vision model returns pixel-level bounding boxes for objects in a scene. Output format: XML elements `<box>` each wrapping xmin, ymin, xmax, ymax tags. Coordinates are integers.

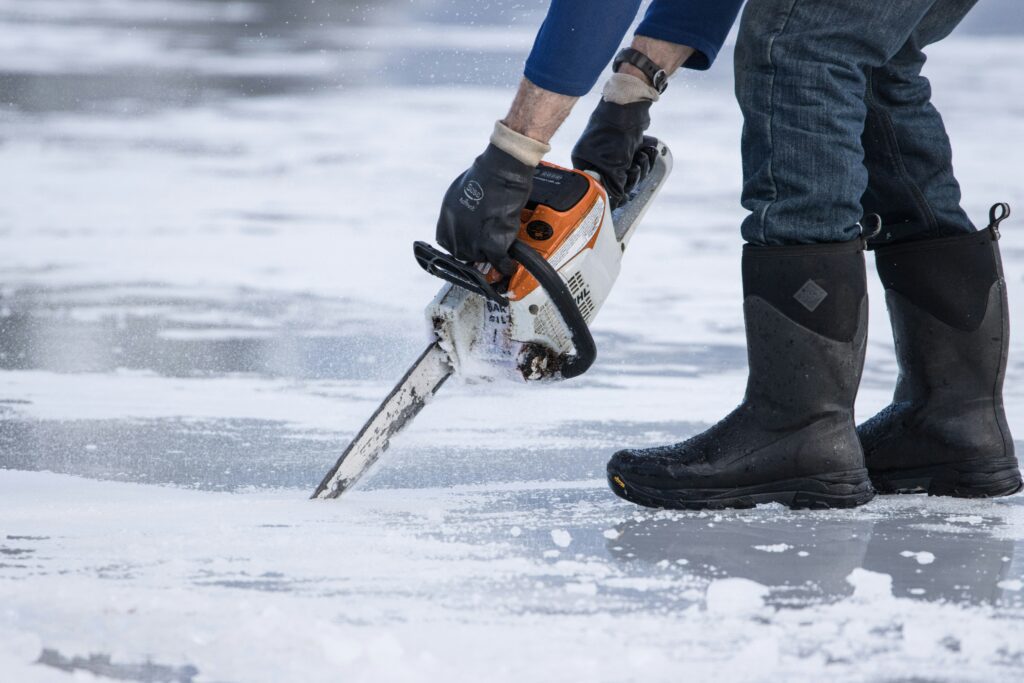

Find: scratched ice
<box><xmin>2</xmin><ymin>2</ymin><xmax>1024</xmax><ymax>681</ymax></box>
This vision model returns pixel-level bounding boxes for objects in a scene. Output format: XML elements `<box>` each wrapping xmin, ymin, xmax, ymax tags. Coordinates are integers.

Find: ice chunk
<box><xmin>753</xmin><ymin>543</ymin><xmax>791</xmax><ymax>553</ymax></box>
<box><xmin>846</xmin><ymin>568</ymin><xmax>893</xmax><ymax>601</ymax></box>
<box><xmin>550</xmin><ymin>529</ymin><xmax>572</xmax><ymax>548</ymax></box>
<box><xmin>900</xmin><ymin>551</ymin><xmax>936</xmax><ymax>565</ymax></box>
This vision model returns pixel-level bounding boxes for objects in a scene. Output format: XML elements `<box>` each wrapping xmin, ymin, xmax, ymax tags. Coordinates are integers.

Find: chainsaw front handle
<box><xmin>506</xmin><ymin>240</ymin><xmax>596</xmax><ymax>378</ymax></box>
<box><xmin>412</xmin><ymin>240</ymin><xmax>597</xmax><ymax>379</ymax></box>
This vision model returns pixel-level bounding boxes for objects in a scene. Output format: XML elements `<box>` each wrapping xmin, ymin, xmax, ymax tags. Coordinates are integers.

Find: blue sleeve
<box><xmin>523</xmin><ymin>0</ymin><xmax>744</xmax><ymax>97</ymax></box>
<box><xmin>524</xmin><ymin>0</ymin><xmax>644</xmax><ymax>97</ymax></box>
<box><xmin>636</xmin><ymin>0</ymin><xmax>745</xmax><ymax>71</ymax></box>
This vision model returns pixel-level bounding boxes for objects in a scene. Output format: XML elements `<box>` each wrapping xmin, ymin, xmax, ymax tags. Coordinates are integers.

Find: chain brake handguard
<box><xmin>413</xmin><ymin>240</ymin><xmax>596</xmax><ymax>378</ymax></box>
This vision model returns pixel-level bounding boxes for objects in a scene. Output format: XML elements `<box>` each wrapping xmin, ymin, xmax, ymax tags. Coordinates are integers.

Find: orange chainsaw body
<box><xmin>486</xmin><ymin>162</ymin><xmax>606</xmax><ymax>301</ymax></box>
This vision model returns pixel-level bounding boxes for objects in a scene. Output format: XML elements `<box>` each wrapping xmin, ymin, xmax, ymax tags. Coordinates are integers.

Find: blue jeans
<box><xmin>734</xmin><ymin>0</ymin><xmax>978</xmax><ymax>245</ymax></box>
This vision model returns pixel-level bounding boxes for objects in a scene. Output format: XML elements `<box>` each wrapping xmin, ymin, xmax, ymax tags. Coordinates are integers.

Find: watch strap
<box><xmin>612</xmin><ymin>47</ymin><xmax>669</xmax><ymax>94</ymax></box>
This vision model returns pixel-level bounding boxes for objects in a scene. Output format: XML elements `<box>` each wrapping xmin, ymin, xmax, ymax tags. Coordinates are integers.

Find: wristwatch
<box><xmin>613</xmin><ymin>47</ymin><xmax>669</xmax><ymax>94</ymax></box>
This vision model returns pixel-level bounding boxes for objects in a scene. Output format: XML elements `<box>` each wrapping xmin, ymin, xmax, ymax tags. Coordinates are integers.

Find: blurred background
<box><xmin>2</xmin><ymin>0</ymin><xmax>1020</xmax><ymax>113</ymax></box>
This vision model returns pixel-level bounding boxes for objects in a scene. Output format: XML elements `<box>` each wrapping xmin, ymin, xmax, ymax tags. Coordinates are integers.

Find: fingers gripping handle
<box><xmin>413</xmin><ymin>240</ymin><xmax>597</xmax><ymax>378</ymax></box>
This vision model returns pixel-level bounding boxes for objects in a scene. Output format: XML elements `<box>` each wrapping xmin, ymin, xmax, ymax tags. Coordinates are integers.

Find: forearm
<box><xmin>501</xmin><ymin>78</ymin><xmax>578</xmax><ymax>144</ymax></box>
<box><xmin>502</xmin><ymin>35</ymin><xmax>694</xmax><ymax>145</ymax></box>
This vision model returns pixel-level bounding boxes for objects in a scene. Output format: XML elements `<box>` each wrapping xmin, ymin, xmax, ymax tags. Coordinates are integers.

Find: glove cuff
<box><xmin>490</xmin><ymin>120</ymin><xmax>550</xmax><ymax>168</ymax></box>
<box><xmin>601</xmin><ymin>73</ymin><xmax>661</xmax><ymax>105</ymax></box>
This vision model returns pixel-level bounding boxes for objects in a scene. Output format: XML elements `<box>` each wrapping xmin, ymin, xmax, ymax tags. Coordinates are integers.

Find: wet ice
<box><xmin>2</xmin><ymin>1</ymin><xmax>1024</xmax><ymax>682</ymax></box>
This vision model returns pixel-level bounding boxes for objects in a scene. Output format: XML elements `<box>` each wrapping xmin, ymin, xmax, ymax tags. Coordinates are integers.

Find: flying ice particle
<box><xmin>551</xmin><ymin>529</ymin><xmax>572</xmax><ymax>548</ymax></box>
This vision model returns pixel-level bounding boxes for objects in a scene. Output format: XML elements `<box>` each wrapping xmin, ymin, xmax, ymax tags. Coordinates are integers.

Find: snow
<box><xmin>705</xmin><ymin>578</ymin><xmax>769</xmax><ymax>615</ymax></box>
<box><xmin>4</xmin><ymin>471</ymin><xmax>1023</xmax><ymax>682</ymax></box>
<box><xmin>551</xmin><ymin>529</ymin><xmax>574</xmax><ymax>548</ymax></box>
<box><xmin>754</xmin><ymin>543</ymin><xmax>792</xmax><ymax>553</ymax></box>
<box><xmin>2</xmin><ymin>1</ymin><xmax>1024</xmax><ymax>681</ymax></box>
<box><xmin>847</xmin><ymin>568</ymin><xmax>895</xmax><ymax>602</ymax></box>
<box><xmin>948</xmin><ymin>515</ymin><xmax>986</xmax><ymax>525</ymax></box>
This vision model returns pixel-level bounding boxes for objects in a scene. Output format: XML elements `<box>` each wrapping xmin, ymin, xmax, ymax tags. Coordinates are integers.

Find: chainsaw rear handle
<box><xmin>413</xmin><ymin>241</ymin><xmax>507</xmax><ymax>305</ymax></box>
<box><xmin>412</xmin><ymin>240</ymin><xmax>597</xmax><ymax>378</ymax></box>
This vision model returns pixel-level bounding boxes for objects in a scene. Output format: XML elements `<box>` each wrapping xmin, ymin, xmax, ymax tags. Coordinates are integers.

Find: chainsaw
<box><xmin>312</xmin><ymin>139</ymin><xmax>673</xmax><ymax>498</ymax></box>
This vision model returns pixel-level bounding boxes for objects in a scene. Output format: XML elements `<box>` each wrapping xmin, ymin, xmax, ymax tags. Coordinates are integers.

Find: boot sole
<box><xmin>870</xmin><ymin>457</ymin><xmax>1023</xmax><ymax>498</ymax></box>
<box><xmin>606</xmin><ymin>467</ymin><xmax>875</xmax><ymax>511</ymax></box>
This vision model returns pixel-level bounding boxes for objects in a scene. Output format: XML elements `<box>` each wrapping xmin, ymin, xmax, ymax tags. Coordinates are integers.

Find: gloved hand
<box><xmin>571</xmin><ymin>98</ymin><xmax>654</xmax><ymax>209</ymax></box>
<box><xmin>436</xmin><ymin>143</ymin><xmax>534</xmax><ymax>276</ymax></box>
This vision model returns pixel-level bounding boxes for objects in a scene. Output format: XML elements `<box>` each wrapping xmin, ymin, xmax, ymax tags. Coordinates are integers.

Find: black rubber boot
<box><xmin>858</xmin><ymin>204</ymin><xmax>1022</xmax><ymax>498</ymax></box>
<box><xmin>607</xmin><ymin>240</ymin><xmax>875</xmax><ymax>510</ymax></box>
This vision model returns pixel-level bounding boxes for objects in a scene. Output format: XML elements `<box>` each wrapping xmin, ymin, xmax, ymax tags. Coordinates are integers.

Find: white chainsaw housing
<box><xmin>427</xmin><ymin>141</ymin><xmax>672</xmax><ymax>382</ymax></box>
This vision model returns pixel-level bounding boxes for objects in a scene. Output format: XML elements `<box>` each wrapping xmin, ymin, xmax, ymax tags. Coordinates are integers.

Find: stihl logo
<box><xmin>574</xmin><ymin>287</ymin><xmax>591</xmax><ymax>308</ymax></box>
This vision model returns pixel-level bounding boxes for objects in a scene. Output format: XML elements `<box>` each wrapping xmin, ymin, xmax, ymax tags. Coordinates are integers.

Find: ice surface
<box><xmin>2</xmin><ymin>1</ymin><xmax>1024</xmax><ymax>681</ymax></box>
<box><xmin>3</xmin><ymin>472</ymin><xmax>1024</xmax><ymax>683</ymax></box>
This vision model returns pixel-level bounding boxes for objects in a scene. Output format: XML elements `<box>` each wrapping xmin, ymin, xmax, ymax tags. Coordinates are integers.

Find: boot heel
<box><xmin>871</xmin><ymin>458</ymin><xmax>1023</xmax><ymax>498</ymax></box>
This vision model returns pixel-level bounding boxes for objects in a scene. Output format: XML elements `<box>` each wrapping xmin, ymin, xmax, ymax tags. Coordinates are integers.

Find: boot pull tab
<box><xmin>860</xmin><ymin>214</ymin><xmax>882</xmax><ymax>249</ymax></box>
<box><xmin>988</xmin><ymin>202</ymin><xmax>1011</xmax><ymax>239</ymax></box>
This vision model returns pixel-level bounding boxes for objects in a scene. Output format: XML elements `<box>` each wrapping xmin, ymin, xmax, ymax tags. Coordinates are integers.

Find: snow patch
<box><xmin>947</xmin><ymin>515</ymin><xmax>985</xmax><ymax>525</ymax></box>
<box><xmin>705</xmin><ymin>578</ymin><xmax>768</xmax><ymax>616</ymax></box>
<box><xmin>901</xmin><ymin>551</ymin><xmax>936</xmax><ymax>565</ymax></box>
<box><xmin>753</xmin><ymin>543</ymin><xmax>791</xmax><ymax>553</ymax></box>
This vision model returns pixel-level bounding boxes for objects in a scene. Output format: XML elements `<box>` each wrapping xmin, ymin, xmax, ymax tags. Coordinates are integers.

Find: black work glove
<box><xmin>571</xmin><ymin>99</ymin><xmax>654</xmax><ymax>209</ymax></box>
<box><xmin>436</xmin><ymin>144</ymin><xmax>534</xmax><ymax>276</ymax></box>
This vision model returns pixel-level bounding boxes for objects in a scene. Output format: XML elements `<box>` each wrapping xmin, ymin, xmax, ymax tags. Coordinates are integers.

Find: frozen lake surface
<box><xmin>2</xmin><ymin>1</ymin><xmax>1024</xmax><ymax>681</ymax></box>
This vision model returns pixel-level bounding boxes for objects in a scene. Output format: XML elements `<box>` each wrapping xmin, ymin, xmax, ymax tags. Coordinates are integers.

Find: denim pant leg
<box><xmin>734</xmin><ymin>0</ymin><xmax>946</xmax><ymax>245</ymax></box>
<box><xmin>862</xmin><ymin>0</ymin><xmax>978</xmax><ymax>245</ymax></box>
